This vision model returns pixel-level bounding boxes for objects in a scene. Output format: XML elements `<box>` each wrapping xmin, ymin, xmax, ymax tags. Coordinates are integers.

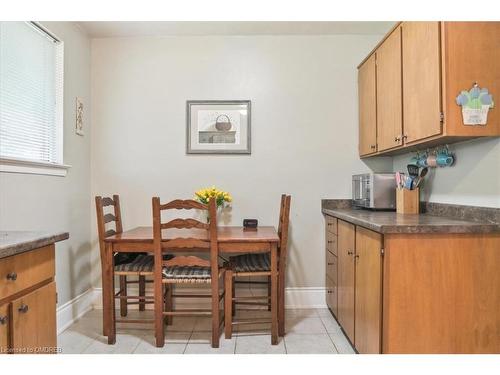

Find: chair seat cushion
<box><xmin>114</xmin><ymin>254</ymin><xmax>154</xmax><ymax>272</ymax></box>
<box><xmin>229</xmin><ymin>253</ymin><xmax>270</xmax><ymax>273</ymax></box>
<box><xmin>162</xmin><ymin>266</ymin><xmax>211</xmax><ymax>281</ymax></box>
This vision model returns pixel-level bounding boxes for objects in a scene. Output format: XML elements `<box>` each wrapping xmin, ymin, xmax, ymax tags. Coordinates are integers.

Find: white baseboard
<box><xmin>56</xmin><ymin>288</ymin><xmax>95</xmax><ymax>334</ymax></box>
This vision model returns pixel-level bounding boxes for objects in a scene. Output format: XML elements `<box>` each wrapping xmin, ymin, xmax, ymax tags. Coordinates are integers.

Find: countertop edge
<box><xmin>322</xmin><ymin>208</ymin><xmax>500</xmax><ymax>234</ymax></box>
<box><xmin>0</xmin><ymin>232</ymin><xmax>69</xmax><ymax>259</ymax></box>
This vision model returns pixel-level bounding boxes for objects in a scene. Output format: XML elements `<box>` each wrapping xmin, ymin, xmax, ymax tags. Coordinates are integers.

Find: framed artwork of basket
<box><xmin>186</xmin><ymin>100</ymin><xmax>251</xmax><ymax>154</ymax></box>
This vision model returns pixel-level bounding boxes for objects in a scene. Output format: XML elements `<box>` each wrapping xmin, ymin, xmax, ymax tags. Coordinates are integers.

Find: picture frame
<box><xmin>186</xmin><ymin>100</ymin><xmax>251</xmax><ymax>154</ymax></box>
<box><xmin>76</xmin><ymin>97</ymin><xmax>84</xmax><ymax>136</ymax></box>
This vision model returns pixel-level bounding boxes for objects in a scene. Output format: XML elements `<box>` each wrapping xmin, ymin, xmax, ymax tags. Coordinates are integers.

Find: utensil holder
<box><xmin>396</xmin><ymin>188</ymin><xmax>420</xmax><ymax>214</ymax></box>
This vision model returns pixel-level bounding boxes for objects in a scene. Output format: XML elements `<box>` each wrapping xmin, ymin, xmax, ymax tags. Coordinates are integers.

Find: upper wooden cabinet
<box><xmin>402</xmin><ymin>22</ymin><xmax>442</xmax><ymax>144</ymax></box>
<box><xmin>358</xmin><ymin>54</ymin><xmax>377</xmax><ymax>156</ymax></box>
<box><xmin>376</xmin><ymin>26</ymin><xmax>403</xmax><ymax>151</ymax></box>
<box><xmin>358</xmin><ymin>21</ymin><xmax>500</xmax><ymax>157</ymax></box>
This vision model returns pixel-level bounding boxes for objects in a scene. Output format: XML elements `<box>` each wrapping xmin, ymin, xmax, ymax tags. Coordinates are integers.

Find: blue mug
<box><xmin>436</xmin><ymin>152</ymin><xmax>454</xmax><ymax>167</ymax></box>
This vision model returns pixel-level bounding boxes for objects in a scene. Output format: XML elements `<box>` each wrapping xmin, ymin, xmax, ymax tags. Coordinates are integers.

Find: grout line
<box><xmin>316</xmin><ymin>309</ymin><xmax>339</xmax><ymax>354</ymax></box>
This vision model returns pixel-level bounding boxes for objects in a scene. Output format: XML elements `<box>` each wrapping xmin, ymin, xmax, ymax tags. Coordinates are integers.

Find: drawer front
<box><xmin>326</xmin><ymin>250</ymin><xmax>338</xmax><ymax>284</ymax></box>
<box><xmin>326</xmin><ymin>275</ymin><xmax>338</xmax><ymax>317</ymax></box>
<box><xmin>0</xmin><ymin>304</ymin><xmax>8</xmax><ymax>353</ymax></box>
<box><xmin>0</xmin><ymin>245</ymin><xmax>55</xmax><ymax>301</ymax></box>
<box><xmin>325</xmin><ymin>215</ymin><xmax>338</xmax><ymax>234</ymax></box>
<box><xmin>326</xmin><ymin>231</ymin><xmax>338</xmax><ymax>256</ymax></box>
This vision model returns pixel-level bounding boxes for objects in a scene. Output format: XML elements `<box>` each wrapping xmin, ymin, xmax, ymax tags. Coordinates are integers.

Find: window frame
<box><xmin>0</xmin><ymin>21</ymin><xmax>70</xmax><ymax>177</ymax></box>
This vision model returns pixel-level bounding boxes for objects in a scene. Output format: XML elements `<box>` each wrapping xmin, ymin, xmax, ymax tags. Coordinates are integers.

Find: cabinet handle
<box><xmin>355</xmin><ymin>254</ymin><xmax>360</xmax><ymax>259</ymax></box>
<box><xmin>347</xmin><ymin>251</ymin><xmax>353</xmax><ymax>255</ymax></box>
<box><xmin>402</xmin><ymin>135</ymin><xmax>408</xmax><ymax>140</ymax></box>
<box><xmin>327</xmin><ymin>223</ymin><xmax>332</xmax><ymax>226</ymax></box>
<box><xmin>0</xmin><ymin>316</ymin><xmax>8</xmax><ymax>325</ymax></box>
<box><xmin>6</xmin><ymin>272</ymin><xmax>17</xmax><ymax>281</ymax></box>
<box><xmin>327</xmin><ymin>290</ymin><xmax>333</xmax><ymax>294</ymax></box>
<box><xmin>370</xmin><ymin>145</ymin><xmax>376</xmax><ymax>149</ymax></box>
<box><xmin>18</xmin><ymin>304</ymin><xmax>29</xmax><ymax>314</ymax></box>
<box><xmin>327</xmin><ymin>240</ymin><xmax>333</xmax><ymax>244</ymax></box>
<box><xmin>327</xmin><ymin>262</ymin><xmax>335</xmax><ymax>266</ymax></box>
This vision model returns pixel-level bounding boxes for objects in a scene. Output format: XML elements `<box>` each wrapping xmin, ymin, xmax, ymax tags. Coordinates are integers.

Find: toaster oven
<box><xmin>352</xmin><ymin>173</ymin><xmax>396</xmax><ymax>210</ymax></box>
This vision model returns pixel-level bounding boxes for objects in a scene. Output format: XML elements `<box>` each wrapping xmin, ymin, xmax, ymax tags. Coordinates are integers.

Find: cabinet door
<box><xmin>354</xmin><ymin>227</ymin><xmax>383</xmax><ymax>354</ymax></box>
<box><xmin>377</xmin><ymin>27</ymin><xmax>403</xmax><ymax>151</ymax></box>
<box><xmin>337</xmin><ymin>220</ymin><xmax>355</xmax><ymax>343</ymax></box>
<box><xmin>11</xmin><ymin>282</ymin><xmax>56</xmax><ymax>353</ymax></box>
<box><xmin>358</xmin><ymin>54</ymin><xmax>377</xmax><ymax>156</ymax></box>
<box><xmin>0</xmin><ymin>304</ymin><xmax>8</xmax><ymax>354</ymax></box>
<box><xmin>402</xmin><ymin>21</ymin><xmax>442</xmax><ymax>143</ymax></box>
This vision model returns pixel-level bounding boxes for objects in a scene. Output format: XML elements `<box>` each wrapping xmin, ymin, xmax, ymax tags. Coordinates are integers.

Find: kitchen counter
<box><xmin>0</xmin><ymin>231</ymin><xmax>69</xmax><ymax>259</ymax></box>
<box><xmin>322</xmin><ymin>200</ymin><xmax>500</xmax><ymax>234</ymax></box>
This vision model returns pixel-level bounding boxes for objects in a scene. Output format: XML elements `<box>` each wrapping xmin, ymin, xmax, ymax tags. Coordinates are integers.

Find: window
<box><xmin>0</xmin><ymin>21</ymin><xmax>66</xmax><ymax>176</ymax></box>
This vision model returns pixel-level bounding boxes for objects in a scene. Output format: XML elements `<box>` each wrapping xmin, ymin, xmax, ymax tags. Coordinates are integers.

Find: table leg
<box><xmin>105</xmin><ymin>242</ymin><xmax>116</xmax><ymax>344</ymax></box>
<box><xmin>270</xmin><ymin>242</ymin><xmax>278</xmax><ymax>345</ymax></box>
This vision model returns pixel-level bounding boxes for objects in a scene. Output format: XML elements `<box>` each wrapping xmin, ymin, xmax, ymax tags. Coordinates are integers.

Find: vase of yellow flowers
<box><xmin>194</xmin><ymin>186</ymin><xmax>232</xmax><ymax>222</ymax></box>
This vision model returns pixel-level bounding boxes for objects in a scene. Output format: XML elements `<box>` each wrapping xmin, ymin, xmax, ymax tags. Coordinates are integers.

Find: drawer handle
<box><xmin>327</xmin><ymin>290</ymin><xmax>333</xmax><ymax>294</ymax></box>
<box><xmin>6</xmin><ymin>272</ymin><xmax>17</xmax><ymax>281</ymax></box>
<box><xmin>0</xmin><ymin>316</ymin><xmax>7</xmax><ymax>325</ymax></box>
<box><xmin>327</xmin><ymin>262</ymin><xmax>335</xmax><ymax>266</ymax></box>
<box><xmin>327</xmin><ymin>240</ymin><xmax>333</xmax><ymax>244</ymax></box>
<box><xmin>18</xmin><ymin>304</ymin><xmax>29</xmax><ymax>314</ymax></box>
<box><xmin>327</xmin><ymin>223</ymin><xmax>333</xmax><ymax>226</ymax></box>
<box><xmin>347</xmin><ymin>251</ymin><xmax>353</xmax><ymax>255</ymax></box>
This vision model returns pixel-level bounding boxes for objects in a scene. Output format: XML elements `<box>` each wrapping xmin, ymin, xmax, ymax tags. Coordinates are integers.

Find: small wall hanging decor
<box><xmin>75</xmin><ymin>97</ymin><xmax>84</xmax><ymax>136</ymax></box>
<box><xmin>186</xmin><ymin>100</ymin><xmax>251</xmax><ymax>154</ymax></box>
<box><xmin>456</xmin><ymin>82</ymin><xmax>494</xmax><ymax>126</ymax></box>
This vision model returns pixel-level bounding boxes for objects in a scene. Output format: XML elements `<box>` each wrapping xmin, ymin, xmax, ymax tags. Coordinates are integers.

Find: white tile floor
<box><xmin>57</xmin><ymin>308</ymin><xmax>355</xmax><ymax>354</ymax></box>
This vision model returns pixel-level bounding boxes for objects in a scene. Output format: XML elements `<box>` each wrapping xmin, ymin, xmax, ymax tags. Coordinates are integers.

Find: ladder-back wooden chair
<box><xmin>224</xmin><ymin>194</ymin><xmax>291</xmax><ymax>338</ymax></box>
<box><xmin>152</xmin><ymin>197</ymin><xmax>225</xmax><ymax>348</ymax></box>
<box><xmin>95</xmin><ymin>195</ymin><xmax>154</xmax><ymax>334</ymax></box>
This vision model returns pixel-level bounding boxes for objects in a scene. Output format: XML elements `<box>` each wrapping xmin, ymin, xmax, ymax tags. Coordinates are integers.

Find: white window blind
<box><xmin>0</xmin><ymin>21</ymin><xmax>64</xmax><ymax>165</ymax></box>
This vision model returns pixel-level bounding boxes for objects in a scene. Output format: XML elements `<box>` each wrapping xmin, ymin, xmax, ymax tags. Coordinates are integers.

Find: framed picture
<box><xmin>186</xmin><ymin>100</ymin><xmax>251</xmax><ymax>154</ymax></box>
<box><xmin>76</xmin><ymin>97</ymin><xmax>84</xmax><ymax>136</ymax></box>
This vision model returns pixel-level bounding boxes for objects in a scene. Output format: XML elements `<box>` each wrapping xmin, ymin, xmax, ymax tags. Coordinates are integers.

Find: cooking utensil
<box><xmin>414</xmin><ymin>167</ymin><xmax>428</xmax><ymax>188</ymax></box>
<box><xmin>407</xmin><ymin>164</ymin><xmax>420</xmax><ymax>190</ymax></box>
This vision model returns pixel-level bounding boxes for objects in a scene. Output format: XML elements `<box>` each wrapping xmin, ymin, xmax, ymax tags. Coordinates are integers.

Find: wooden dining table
<box><xmin>102</xmin><ymin>225</ymin><xmax>280</xmax><ymax>345</ymax></box>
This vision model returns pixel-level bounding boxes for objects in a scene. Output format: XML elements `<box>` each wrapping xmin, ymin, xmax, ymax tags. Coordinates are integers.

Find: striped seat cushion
<box><xmin>229</xmin><ymin>253</ymin><xmax>270</xmax><ymax>273</ymax></box>
<box><xmin>162</xmin><ymin>266</ymin><xmax>211</xmax><ymax>282</ymax></box>
<box><xmin>114</xmin><ymin>254</ymin><xmax>154</xmax><ymax>272</ymax></box>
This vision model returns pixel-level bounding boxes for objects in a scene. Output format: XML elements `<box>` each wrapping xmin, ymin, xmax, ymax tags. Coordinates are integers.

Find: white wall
<box><xmin>393</xmin><ymin>138</ymin><xmax>500</xmax><ymax>208</ymax></box>
<box><xmin>0</xmin><ymin>22</ymin><xmax>91</xmax><ymax>305</ymax></box>
<box><xmin>90</xmin><ymin>35</ymin><xmax>391</xmax><ymax>288</ymax></box>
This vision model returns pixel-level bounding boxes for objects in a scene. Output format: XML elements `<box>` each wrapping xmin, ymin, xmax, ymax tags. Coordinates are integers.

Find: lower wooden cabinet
<box><xmin>337</xmin><ymin>220</ymin><xmax>355</xmax><ymax>343</ymax></box>
<box><xmin>0</xmin><ymin>245</ymin><xmax>57</xmax><ymax>354</ymax></box>
<box><xmin>0</xmin><ymin>304</ymin><xmax>8</xmax><ymax>353</ymax></box>
<box><xmin>11</xmin><ymin>282</ymin><xmax>57</xmax><ymax>353</ymax></box>
<box><xmin>325</xmin><ymin>214</ymin><xmax>500</xmax><ymax>353</ymax></box>
<box><xmin>354</xmin><ymin>227</ymin><xmax>383</xmax><ymax>354</ymax></box>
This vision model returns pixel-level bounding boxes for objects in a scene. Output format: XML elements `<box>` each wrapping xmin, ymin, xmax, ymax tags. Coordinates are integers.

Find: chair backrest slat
<box><xmin>161</xmin><ymin>218</ymin><xmax>209</xmax><ymax>230</ymax></box>
<box><xmin>104</xmin><ymin>229</ymin><xmax>117</xmax><ymax>237</ymax></box>
<box><xmin>162</xmin><ymin>238</ymin><xmax>210</xmax><ymax>249</ymax></box>
<box><xmin>103</xmin><ymin>213</ymin><xmax>117</xmax><ymax>224</ymax></box>
<box><xmin>101</xmin><ymin>197</ymin><xmax>115</xmax><ymax>207</ymax></box>
<box><xmin>160</xmin><ymin>199</ymin><xmax>208</xmax><ymax>211</ymax></box>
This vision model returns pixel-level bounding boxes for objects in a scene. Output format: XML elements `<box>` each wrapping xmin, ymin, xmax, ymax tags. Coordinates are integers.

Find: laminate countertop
<box><xmin>321</xmin><ymin>200</ymin><xmax>500</xmax><ymax>234</ymax></box>
<box><xmin>0</xmin><ymin>231</ymin><xmax>69</xmax><ymax>259</ymax></box>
